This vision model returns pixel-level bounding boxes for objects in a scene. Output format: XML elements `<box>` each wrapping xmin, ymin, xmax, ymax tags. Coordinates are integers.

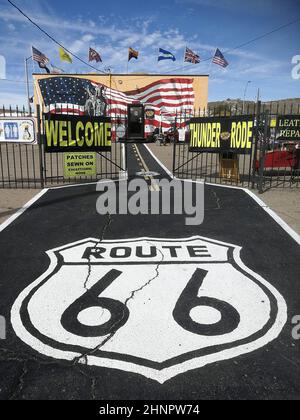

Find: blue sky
<box><xmin>0</xmin><ymin>0</ymin><xmax>299</xmax><ymax>107</ymax></box>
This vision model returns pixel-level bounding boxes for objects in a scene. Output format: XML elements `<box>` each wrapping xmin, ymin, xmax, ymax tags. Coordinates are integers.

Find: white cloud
<box><xmin>7</xmin><ymin>23</ymin><xmax>16</xmax><ymax>31</ymax></box>
<box><xmin>0</xmin><ymin>0</ymin><xmax>295</xmax><ymax>104</ymax></box>
<box><xmin>175</xmin><ymin>0</ymin><xmax>297</xmax><ymax>15</ymax></box>
<box><xmin>69</xmin><ymin>34</ymin><xmax>95</xmax><ymax>55</ymax></box>
<box><xmin>0</xmin><ymin>88</ymin><xmax>29</xmax><ymax>107</ymax></box>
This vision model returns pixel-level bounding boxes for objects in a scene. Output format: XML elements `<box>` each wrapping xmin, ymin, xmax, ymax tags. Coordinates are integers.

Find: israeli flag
<box><xmin>158</xmin><ymin>48</ymin><xmax>176</xmax><ymax>62</ymax></box>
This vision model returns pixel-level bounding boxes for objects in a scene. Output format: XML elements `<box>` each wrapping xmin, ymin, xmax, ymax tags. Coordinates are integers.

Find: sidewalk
<box><xmin>0</xmin><ymin>189</ymin><xmax>41</xmax><ymax>225</ymax></box>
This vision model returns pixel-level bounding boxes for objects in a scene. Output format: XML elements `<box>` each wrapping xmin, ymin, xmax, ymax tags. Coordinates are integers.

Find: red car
<box><xmin>256</xmin><ymin>143</ymin><xmax>300</xmax><ymax>171</ymax></box>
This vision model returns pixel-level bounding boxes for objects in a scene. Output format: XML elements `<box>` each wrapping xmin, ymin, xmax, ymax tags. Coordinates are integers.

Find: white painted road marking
<box><xmin>133</xmin><ymin>144</ymin><xmax>160</xmax><ymax>192</ymax></box>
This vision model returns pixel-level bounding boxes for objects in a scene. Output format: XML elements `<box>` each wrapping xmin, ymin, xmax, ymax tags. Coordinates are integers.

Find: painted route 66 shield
<box><xmin>11</xmin><ymin>236</ymin><xmax>287</xmax><ymax>383</ymax></box>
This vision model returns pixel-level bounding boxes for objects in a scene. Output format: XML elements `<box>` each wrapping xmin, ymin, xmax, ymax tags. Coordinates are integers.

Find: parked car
<box><xmin>164</xmin><ymin>128</ymin><xmax>179</xmax><ymax>143</ymax></box>
<box><xmin>256</xmin><ymin>141</ymin><xmax>300</xmax><ymax>171</ymax></box>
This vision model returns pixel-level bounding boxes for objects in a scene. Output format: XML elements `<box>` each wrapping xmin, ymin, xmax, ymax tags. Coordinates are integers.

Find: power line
<box><xmin>158</xmin><ymin>15</ymin><xmax>300</xmax><ymax>75</ymax></box>
<box><xmin>7</xmin><ymin>0</ymin><xmax>106</xmax><ymax>74</ymax></box>
<box><xmin>85</xmin><ymin>14</ymin><xmax>300</xmax><ymax>83</ymax></box>
<box><xmin>6</xmin><ymin>0</ymin><xmax>300</xmax><ymax>83</ymax></box>
<box><xmin>0</xmin><ymin>78</ymin><xmax>33</xmax><ymax>84</ymax></box>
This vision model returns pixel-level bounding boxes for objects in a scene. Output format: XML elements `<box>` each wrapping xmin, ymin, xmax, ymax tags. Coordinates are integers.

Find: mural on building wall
<box><xmin>37</xmin><ymin>76</ymin><xmax>196</xmax><ymax>136</ymax></box>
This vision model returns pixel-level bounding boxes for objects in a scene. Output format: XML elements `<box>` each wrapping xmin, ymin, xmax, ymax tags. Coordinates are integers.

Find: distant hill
<box><xmin>208</xmin><ymin>98</ymin><xmax>300</xmax><ymax>114</ymax></box>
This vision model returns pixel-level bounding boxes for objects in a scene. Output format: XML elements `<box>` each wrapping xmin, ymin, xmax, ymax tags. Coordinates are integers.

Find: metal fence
<box><xmin>259</xmin><ymin>102</ymin><xmax>300</xmax><ymax>191</ymax></box>
<box><xmin>1</xmin><ymin>102</ymin><xmax>299</xmax><ymax>192</ymax></box>
<box><xmin>172</xmin><ymin>102</ymin><xmax>300</xmax><ymax>192</ymax></box>
<box><xmin>0</xmin><ymin>105</ymin><xmax>126</xmax><ymax>189</ymax></box>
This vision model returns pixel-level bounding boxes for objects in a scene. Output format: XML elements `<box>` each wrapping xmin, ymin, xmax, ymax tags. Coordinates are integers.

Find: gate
<box><xmin>0</xmin><ymin>105</ymin><xmax>127</xmax><ymax>189</ymax></box>
<box><xmin>1</xmin><ymin>102</ymin><xmax>299</xmax><ymax>192</ymax></box>
<box><xmin>172</xmin><ymin>102</ymin><xmax>300</xmax><ymax>192</ymax></box>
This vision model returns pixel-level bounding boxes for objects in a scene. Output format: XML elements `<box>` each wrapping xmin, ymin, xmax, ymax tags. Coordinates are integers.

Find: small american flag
<box><xmin>184</xmin><ymin>47</ymin><xmax>200</xmax><ymax>64</ymax></box>
<box><xmin>32</xmin><ymin>46</ymin><xmax>49</xmax><ymax>66</ymax></box>
<box><xmin>212</xmin><ymin>48</ymin><xmax>229</xmax><ymax>68</ymax></box>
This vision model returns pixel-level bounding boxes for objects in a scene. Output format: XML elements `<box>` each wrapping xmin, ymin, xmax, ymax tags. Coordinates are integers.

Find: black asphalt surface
<box><xmin>0</xmin><ymin>143</ymin><xmax>299</xmax><ymax>400</ymax></box>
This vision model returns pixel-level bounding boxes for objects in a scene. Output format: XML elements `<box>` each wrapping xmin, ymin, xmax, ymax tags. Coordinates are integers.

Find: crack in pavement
<box><xmin>83</xmin><ymin>213</ymin><xmax>113</xmax><ymax>292</ymax></box>
<box><xmin>90</xmin><ymin>377</ymin><xmax>97</xmax><ymax>400</ymax></box>
<box><xmin>81</xmin><ymin>213</ymin><xmax>114</xmax><ymax>321</ymax></box>
<box><xmin>2</xmin><ymin>214</ymin><xmax>114</xmax><ymax>401</ymax></box>
<box><xmin>73</xmin><ymin>243</ymin><xmax>165</xmax><ymax>369</ymax></box>
<box><xmin>212</xmin><ymin>190</ymin><xmax>221</xmax><ymax>210</ymax></box>
<box><xmin>0</xmin><ymin>347</ymin><xmax>66</xmax><ymax>366</ymax></box>
<box><xmin>9</xmin><ymin>360</ymin><xmax>28</xmax><ymax>401</ymax></box>
<box><xmin>124</xmin><ymin>245</ymin><xmax>164</xmax><ymax>306</ymax></box>
<box><xmin>0</xmin><ymin>347</ymin><xmax>105</xmax><ymax>400</ymax></box>
<box><xmin>0</xmin><ymin>347</ymin><xmax>81</xmax><ymax>400</ymax></box>
<box><xmin>4</xmin><ymin>196</ymin><xmax>164</xmax><ymax>397</ymax></box>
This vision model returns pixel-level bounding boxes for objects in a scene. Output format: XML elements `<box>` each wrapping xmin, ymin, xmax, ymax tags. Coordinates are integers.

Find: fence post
<box><xmin>251</xmin><ymin>100</ymin><xmax>261</xmax><ymax>189</ymax></box>
<box><xmin>124</xmin><ymin>142</ymin><xmax>128</xmax><ymax>174</ymax></box>
<box><xmin>172</xmin><ymin>124</ymin><xmax>177</xmax><ymax>177</ymax></box>
<box><xmin>258</xmin><ymin>111</ymin><xmax>269</xmax><ymax>194</ymax></box>
<box><xmin>36</xmin><ymin>104</ymin><xmax>45</xmax><ymax>189</ymax></box>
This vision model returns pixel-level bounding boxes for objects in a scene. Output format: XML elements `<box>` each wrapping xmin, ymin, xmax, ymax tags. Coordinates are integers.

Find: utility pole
<box><xmin>242</xmin><ymin>80</ymin><xmax>251</xmax><ymax>114</ymax></box>
<box><xmin>25</xmin><ymin>55</ymin><xmax>32</xmax><ymax>115</ymax></box>
<box><xmin>256</xmin><ymin>87</ymin><xmax>260</xmax><ymax>102</ymax></box>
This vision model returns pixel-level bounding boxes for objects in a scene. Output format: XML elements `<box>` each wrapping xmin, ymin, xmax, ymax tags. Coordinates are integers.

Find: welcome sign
<box><xmin>43</xmin><ymin>114</ymin><xmax>111</xmax><ymax>153</ymax></box>
<box><xmin>189</xmin><ymin>116</ymin><xmax>255</xmax><ymax>154</ymax></box>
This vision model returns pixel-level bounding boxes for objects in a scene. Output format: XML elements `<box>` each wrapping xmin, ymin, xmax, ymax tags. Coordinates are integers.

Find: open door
<box><xmin>127</xmin><ymin>104</ymin><xmax>145</xmax><ymax>141</ymax></box>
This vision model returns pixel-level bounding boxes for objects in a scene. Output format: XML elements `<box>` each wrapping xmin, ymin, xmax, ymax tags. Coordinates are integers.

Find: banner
<box><xmin>0</xmin><ymin>118</ymin><xmax>36</xmax><ymax>144</ymax></box>
<box><xmin>276</xmin><ymin>115</ymin><xmax>300</xmax><ymax>141</ymax></box>
<box><xmin>64</xmin><ymin>152</ymin><xmax>96</xmax><ymax>178</ymax></box>
<box><xmin>189</xmin><ymin>116</ymin><xmax>255</xmax><ymax>154</ymax></box>
<box><xmin>43</xmin><ymin>114</ymin><xmax>111</xmax><ymax>153</ymax></box>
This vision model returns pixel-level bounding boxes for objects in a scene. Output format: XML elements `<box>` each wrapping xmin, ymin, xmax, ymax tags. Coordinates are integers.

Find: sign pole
<box><xmin>251</xmin><ymin>100</ymin><xmax>261</xmax><ymax>189</ymax></box>
<box><xmin>242</xmin><ymin>81</ymin><xmax>251</xmax><ymax>114</ymax></box>
<box><xmin>36</xmin><ymin>104</ymin><xmax>45</xmax><ymax>188</ymax></box>
<box><xmin>25</xmin><ymin>56</ymin><xmax>32</xmax><ymax>115</ymax></box>
<box><xmin>258</xmin><ymin>111</ymin><xmax>269</xmax><ymax>194</ymax></box>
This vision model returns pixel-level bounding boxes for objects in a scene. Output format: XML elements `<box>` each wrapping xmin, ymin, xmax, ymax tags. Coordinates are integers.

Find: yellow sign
<box><xmin>276</xmin><ymin>115</ymin><xmax>300</xmax><ymax>140</ymax></box>
<box><xmin>64</xmin><ymin>152</ymin><xmax>96</xmax><ymax>178</ymax></box>
<box><xmin>44</xmin><ymin>114</ymin><xmax>111</xmax><ymax>152</ymax></box>
<box><xmin>189</xmin><ymin>116</ymin><xmax>254</xmax><ymax>155</ymax></box>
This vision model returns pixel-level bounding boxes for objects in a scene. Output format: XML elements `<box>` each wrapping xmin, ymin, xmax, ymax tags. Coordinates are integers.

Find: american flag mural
<box><xmin>38</xmin><ymin>76</ymin><xmax>195</xmax><ymax>137</ymax></box>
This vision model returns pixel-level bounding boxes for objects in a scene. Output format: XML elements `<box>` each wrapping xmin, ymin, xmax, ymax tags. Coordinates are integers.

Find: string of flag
<box><xmin>9</xmin><ymin>0</ymin><xmax>300</xmax><ymax>77</ymax></box>
<box><xmin>32</xmin><ymin>45</ymin><xmax>229</xmax><ymax>74</ymax></box>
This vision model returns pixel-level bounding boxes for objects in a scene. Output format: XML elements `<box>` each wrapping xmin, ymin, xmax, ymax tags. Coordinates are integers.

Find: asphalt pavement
<box><xmin>0</xmin><ymin>144</ymin><xmax>299</xmax><ymax>400</ymax></box>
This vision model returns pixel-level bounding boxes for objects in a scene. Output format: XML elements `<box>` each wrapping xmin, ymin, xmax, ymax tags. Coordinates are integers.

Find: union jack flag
<box><xmin>89</xmin><ymin>47</ymin><xmax>102</xmax><ymax>63</ymax></box>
